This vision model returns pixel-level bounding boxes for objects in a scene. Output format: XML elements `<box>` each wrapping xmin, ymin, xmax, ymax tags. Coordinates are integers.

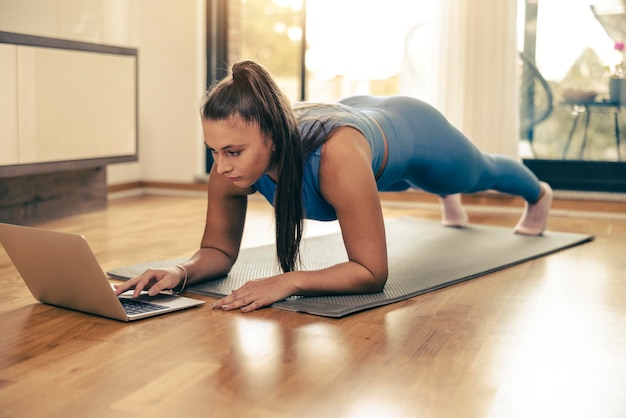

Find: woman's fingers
<box><xmin>113</xmin><ymin>268</ymin><xmax>179</xmax><ymax>298</ymax></box>
<box><xmin>212</xmin><ymin>278</ymin><xmax>288</xmax><ymax>312</ymax></box>
<box><xmin>113</xmin><ymin>277</ymin><xmax>142</xmax><ymax>296</ymax></box>
<box><xmin>213</xmin><ymin>288</ymin><xmax>252</xmax><ymax>311</ymax></box>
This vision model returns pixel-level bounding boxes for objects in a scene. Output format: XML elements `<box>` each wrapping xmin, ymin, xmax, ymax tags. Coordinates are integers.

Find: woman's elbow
<box><xmin>363</xmin><ymin>267</ymin><xmax>388</xmax><ymax>293</ymax></box>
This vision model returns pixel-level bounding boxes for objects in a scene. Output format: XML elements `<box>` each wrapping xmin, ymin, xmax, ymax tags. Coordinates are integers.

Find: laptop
<box><xmin>0</xmin><ymin>222</ymin><xmax>205</xmax><ymax>321</ymax></box>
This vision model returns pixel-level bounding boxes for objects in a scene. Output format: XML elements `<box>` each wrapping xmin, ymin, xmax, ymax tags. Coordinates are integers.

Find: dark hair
<box><xmin>201</xmin><ymin>61</ymin><xmax>324</xmax><ymax>273</ymax></box>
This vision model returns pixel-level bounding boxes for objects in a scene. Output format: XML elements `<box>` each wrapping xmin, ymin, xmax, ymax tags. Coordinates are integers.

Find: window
<box><xmin>215</xmin><ymin>0</ymin><xmax>434</xmax><ymax>103</ymax></box>
<box><xmin>520</xmin><ymin>0</ymin><xmax>626</xmax><ymax>192</ymax></box>
<box><xmin>520</xmin><ymin>0</ymin><xmax>625</xmax><ymax>161</ymax></box>
<box><xmin>304</xmin><ymin>1</ymin><xmax>434</xmax><ymax>102</ymax></box>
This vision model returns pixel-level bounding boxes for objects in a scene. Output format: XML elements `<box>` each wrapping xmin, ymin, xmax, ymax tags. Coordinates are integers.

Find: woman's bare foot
<box><xmin>514</xmin><ymin>181</ymin><xmax>553</xmax><ymax>236</ymax></box>
<box><xmin>440</xmin><ymin>194</ymin><xmax>469</xmax><ymax>227</ymax></box>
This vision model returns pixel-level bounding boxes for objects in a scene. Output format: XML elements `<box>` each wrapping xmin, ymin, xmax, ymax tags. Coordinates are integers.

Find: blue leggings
<box><xmin>339</xmin><ymin>96</ymin><xmax>542</xmax><ymax>203</ymax></box>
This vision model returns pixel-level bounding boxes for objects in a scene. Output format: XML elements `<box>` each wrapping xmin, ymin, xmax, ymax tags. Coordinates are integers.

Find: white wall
<box><xmin>0</xmin><ymin>0</ymin><xmax>207</xmax><ymax>185</ymax></box>
<box><xmin>117</xmin><ymin>0</ymin><xmax>206</xmax><ymax>185</ymax></box>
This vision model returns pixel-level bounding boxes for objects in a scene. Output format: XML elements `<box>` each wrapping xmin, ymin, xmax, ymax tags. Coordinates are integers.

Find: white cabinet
<box><xmin>16</xmin><ymin>45</ymin><xmax>137</xmax><ymax>164</ymax></box>
<box><xmin>0</xmin><ymin>32</ymin><xmax>138</xmax><ymax>176</ymax></box>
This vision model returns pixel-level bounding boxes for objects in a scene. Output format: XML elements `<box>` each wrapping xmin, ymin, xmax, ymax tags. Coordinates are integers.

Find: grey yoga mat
<box><xmin>107</xmin><ymin>217</ymin><xmax>593</xmax><ymax>317</ymax></box>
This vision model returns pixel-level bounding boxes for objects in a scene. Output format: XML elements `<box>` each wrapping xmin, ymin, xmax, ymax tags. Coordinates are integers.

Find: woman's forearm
<box><xmin>288</xmin><ymin>260</ymin><xmax>388</xmax><ymax>297</ymax></box>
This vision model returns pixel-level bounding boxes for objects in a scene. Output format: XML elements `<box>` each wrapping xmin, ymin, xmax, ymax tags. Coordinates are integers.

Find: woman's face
<box><xmin>202</xmin><ymin>115</ymin><xmax>276</xmax><ymax>188</ymax></box>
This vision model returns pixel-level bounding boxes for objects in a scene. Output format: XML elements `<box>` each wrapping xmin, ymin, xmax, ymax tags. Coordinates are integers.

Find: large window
<box><xmin>520</xmin><ymin>0</ymin><xmax>626</xmax><ymax>192</ymax></box>
<box><xmin>213</xmin><ymin>0</ymin><xmax>433</xmax><ymax>103</ymax></box>
<box><xmin>520</xmin><ymin>0</ymin><xmax>625</xmax><ymax>162</ymax></box>
<box><xmin>304</xmin><ymin>1</ymin><xmax>434</xmax><ymax>102</ymax></box>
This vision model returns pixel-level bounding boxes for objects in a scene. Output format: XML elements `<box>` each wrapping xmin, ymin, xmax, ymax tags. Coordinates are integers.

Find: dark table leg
<box><xmin>563</xmin><ymin>111</ymin><xmax>581</xmax><ymax>159</ymax></box>
<box><xmin>615</xmin><ymin>110</ymin><xmax>622</xmax><ymax>162</ymax></box>
<box><xmin>578</xmin><ymin>106</ymin><xmax>591</xmax><ymax>159</ymax></box>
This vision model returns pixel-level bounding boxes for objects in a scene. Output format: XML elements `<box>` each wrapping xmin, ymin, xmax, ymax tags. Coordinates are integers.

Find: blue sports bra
<box><xmin>253</xmin><ymin>103</ymin><xmax>386</xmax><ymax>221</ymax></box>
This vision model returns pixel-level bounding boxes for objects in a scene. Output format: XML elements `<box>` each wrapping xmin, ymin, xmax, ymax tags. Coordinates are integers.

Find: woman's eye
<box><xmin>228</xmin><ymin>150</ymin><xmax>240</xmax><ymax>156</ymax></box>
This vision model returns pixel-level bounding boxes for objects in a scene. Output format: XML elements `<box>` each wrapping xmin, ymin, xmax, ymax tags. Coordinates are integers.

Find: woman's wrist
<box><xmin>172</xmin><ymin>264</ymin><xmax>189</xmax><ymax>294</ymax></box>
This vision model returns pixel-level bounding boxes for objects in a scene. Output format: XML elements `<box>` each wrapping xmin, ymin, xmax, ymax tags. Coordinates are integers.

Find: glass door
<box><xmin>520</xmin><ymin>0</ymin><xmax>626</xmax><ymax>192</ymax></box>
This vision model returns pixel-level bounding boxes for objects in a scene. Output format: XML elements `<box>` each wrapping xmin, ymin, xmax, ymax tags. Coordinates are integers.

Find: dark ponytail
<box><xmin>201</xmin><ymin>61</ymin><xmax>304</xmax><ymax>272</ymax></box>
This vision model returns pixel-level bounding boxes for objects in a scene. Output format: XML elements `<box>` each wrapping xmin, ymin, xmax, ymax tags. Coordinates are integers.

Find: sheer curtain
<box><xmin>434</xmin><ymin>0</ymin><xmax>519</xmax><ymax>157</ymax></box>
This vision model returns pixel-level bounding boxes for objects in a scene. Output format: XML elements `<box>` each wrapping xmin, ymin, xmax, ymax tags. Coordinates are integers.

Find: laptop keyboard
<box><xmin>119</xmin><ymin>297</ymin><xmax>168</xmax><ymax>315</ymax></box>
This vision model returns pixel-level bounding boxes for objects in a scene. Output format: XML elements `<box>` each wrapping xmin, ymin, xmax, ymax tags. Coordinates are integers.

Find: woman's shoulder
<box><xmin>321</xmin><ymin>126</ymin><xmax>370</xmax><ymax>162</ymax></box>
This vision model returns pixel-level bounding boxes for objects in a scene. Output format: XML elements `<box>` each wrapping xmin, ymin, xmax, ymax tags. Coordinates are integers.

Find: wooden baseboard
<box><xmin>107</xmin><ymin>180</ymin><xmax>143</xmax><ymax>193</ymax></box>
<box><xmin>108</xmin><ymin>180</ymin><xmax>207</xmax><ymax>194</ymax></box>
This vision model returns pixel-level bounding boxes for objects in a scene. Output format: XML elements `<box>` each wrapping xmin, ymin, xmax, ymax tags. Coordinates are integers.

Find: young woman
<box><xmin>115</xmin><ymin>60</ymin><xmax>552</xmax><ymax>312</ymax></box>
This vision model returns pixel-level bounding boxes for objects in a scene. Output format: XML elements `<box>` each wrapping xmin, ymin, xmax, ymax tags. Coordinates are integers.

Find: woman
<box><xmin>115</xmin><ymin>60</ymin><xmax>552</xmax><ymax>312</ymax></box>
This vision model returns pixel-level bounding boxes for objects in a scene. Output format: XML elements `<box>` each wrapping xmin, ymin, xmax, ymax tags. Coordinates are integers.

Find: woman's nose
<box><xmin>214</xmin><ymin>155</ymin><xmax>231</xmax><ymax>175</ymax></box>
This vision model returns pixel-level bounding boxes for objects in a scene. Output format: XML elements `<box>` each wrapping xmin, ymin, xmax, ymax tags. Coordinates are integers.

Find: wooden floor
<box><xmin>1</xmin><ymin>193</ymin><xmax>625</xmax><ymax>418</ymax></box>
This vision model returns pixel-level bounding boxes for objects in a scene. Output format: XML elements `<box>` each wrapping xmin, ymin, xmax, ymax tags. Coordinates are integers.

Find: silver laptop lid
<box><xmin>0</xmin><ymin>222</ymin><xmax>133</xmax><ymax>321</ymax></box>
<box><xmin>0</xmin><ymin>222</ymin><xmax>205</xmax><ymax>321</ymax></box>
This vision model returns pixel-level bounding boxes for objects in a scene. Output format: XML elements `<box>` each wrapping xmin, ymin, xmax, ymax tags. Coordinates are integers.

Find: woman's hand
<box><xmin>114</xmin><ymin>267</ymin><xmax>184</xmax><ymax>298</ymax></box>
<box><xmin>212</xmin><ymin>275</ymin><xmax>296</xmax><ymax>313</ymax></box>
